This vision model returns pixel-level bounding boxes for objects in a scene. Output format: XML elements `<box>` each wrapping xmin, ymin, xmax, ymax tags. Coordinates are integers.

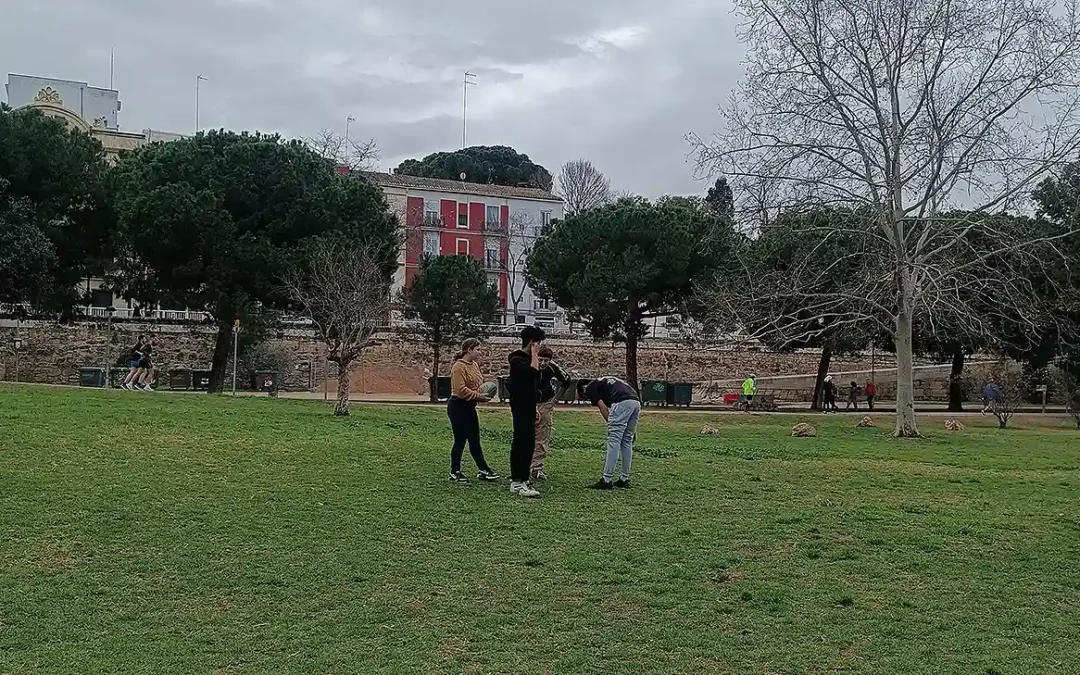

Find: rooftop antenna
<box><xmin>462</xmin><ymin>71</ymin><xmax>476</xmax><ymax>149</ymax></box>
<box><xmin>109</xmin><ymin>48</ymin><xmax>115</xmax><ymax>89</ymax></box>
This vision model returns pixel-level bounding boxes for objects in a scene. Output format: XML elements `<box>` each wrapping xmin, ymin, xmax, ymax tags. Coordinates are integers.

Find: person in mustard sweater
<box><xmin>447</xmin><ymin>338</ymin><xmax>500</xmax><ymax>484</ymax></box>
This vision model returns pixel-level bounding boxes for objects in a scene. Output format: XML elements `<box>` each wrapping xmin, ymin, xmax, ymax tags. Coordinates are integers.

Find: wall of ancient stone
<box><xmin>0</xmin><ymin>321</ymin><xmax>928</xmax><ymax>395</ymax></box>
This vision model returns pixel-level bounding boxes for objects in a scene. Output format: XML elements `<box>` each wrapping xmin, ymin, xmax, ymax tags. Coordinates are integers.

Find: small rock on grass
<box><xmin>857</xmin><ymin>416</ymin><xmax>876</xmax><ymax>428</ymax></box>
<box><xmin>945</xmin><ymin>419</ymin><xmax>965</xmax><ymax>432</ymax></box>
<box><xmin>700</xmin><ymin>424</ymin><xmax>720</xmax><ymax>435</ymax></box>
<box><xmin>792</xmin><ymin>422</ymin><xmax>817</xmax><ymax>437</ymax></box>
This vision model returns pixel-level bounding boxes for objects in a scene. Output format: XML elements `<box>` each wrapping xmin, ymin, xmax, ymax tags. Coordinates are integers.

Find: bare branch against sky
<box><xmin>692</xmin><ymin>0</ymin><xmax>1080</xmax><ymax>437</ymax></box>
<box><xmin>556</xmin><ymin>159</ymin><xmax>612</xmax><ymax>215</ymax></box>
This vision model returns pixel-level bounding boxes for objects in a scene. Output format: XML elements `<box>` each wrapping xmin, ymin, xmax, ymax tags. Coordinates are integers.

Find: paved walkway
<box><xmin>1</xmin><ymin>382</ymin><xmax>1070</xmax><ymax>416</ymax></box>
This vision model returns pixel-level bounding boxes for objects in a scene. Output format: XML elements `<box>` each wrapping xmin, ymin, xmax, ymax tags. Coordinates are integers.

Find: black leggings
<box><xmin>448</xmin><ymin>397</ymin><xmax>491</xmax><ymax>473</ymax></box>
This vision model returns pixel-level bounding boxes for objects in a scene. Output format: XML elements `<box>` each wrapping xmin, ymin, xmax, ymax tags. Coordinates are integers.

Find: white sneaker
<box><xmin>511</xmin><ymin>482</ymin><xmax>540</xmax><ymax>498</ymax></box>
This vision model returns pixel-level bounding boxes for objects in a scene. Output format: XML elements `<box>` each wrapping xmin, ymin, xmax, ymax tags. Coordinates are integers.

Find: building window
<box><xmin>540</xmin><ymin>210</ymin><xmax>552</xmax><ymax>227</ymax></box>
<box><xmin>423</xmin><ymin>232</ymin><xmax>439</xmax><ymax>257</ymax></box>
<box><xmin>456</xmin><ymin>239</ymin><xmax>469</xmax><ymax>256</ymax></box>
<box><xmin>516</xmin><ymin>315</ymin><xmax>527</xmax><ymax>324</ymax></box>
<box><xmin>458</xmin><ymin>204</ymin><xmax>468</xmax><ymax>228</ymax></box>
<box><xmin>533</xmin><ymin>297</ymin><xmax>550</xmax><ymax>310</ymax></box>
<box><xmin>486</xmin><ymin>205</ymin><xmax>500</xmax><ymax>226</ymax></box>
<box><xmin>424</xmin><ymin>200</ymin><xmax>439</xmax><ymax>226</ymax></box>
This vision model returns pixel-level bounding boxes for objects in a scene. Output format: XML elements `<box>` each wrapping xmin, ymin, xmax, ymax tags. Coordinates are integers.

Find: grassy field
<box><xmin>1</xmin><ymin>385</ymin><xmax>1078</xmax><ymax>675</ymax></box>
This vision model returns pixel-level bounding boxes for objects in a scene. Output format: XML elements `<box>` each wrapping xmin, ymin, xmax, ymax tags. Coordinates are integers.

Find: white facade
<box><xmin>6</xmin><ymin>73</ymin><xmax>121</xmax><ymax>130</ymax></box>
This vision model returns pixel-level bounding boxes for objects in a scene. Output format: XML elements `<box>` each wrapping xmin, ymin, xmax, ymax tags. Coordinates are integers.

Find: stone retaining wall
<box><xmin>1</xmin><ymin>321</ymin><xmax>931</xmax><ymax>395</ymax></box>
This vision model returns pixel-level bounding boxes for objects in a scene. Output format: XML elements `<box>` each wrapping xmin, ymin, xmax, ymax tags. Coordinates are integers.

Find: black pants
<box><xmin>448</xmin><ymin>397</ymin><xmax>490</xmax><ymax>473</ymax></box>
<box><xmin>866</xmin><ymin>395</ymin><xmax>875</xmax><ymax>411</ymax></box>
<box><xmin>510</xmin><ymin>404</ymin><xmax>536</xmax><ymax>482</ymax></box>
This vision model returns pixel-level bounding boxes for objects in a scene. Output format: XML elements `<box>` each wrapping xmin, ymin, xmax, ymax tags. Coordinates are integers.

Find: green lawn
<box><xmin>1</xmin><ymin>386</ymin><xmax>1078</xmax><ymax>675</ymax></box>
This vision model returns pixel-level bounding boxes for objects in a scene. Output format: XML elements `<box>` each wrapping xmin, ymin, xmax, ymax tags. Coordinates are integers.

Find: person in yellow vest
<box><xmin>741</xmin><ymin>374</ymin><xmax>757</xmax><ymax>411</ymax></box>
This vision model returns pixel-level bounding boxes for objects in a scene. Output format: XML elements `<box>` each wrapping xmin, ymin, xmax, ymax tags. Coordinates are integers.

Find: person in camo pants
<box><xmin>531</xmin><ymin>346</ymin><xmax>569</xmax><ymax>482</ymax></box>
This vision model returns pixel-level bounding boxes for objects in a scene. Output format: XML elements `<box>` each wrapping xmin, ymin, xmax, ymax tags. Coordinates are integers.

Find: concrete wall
<box><xmin>7</xmin><ymin>74</ymin><xmax>119</xmax><ymax>129</ymax></box>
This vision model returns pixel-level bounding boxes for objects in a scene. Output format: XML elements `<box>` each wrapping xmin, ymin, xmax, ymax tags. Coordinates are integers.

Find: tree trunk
<box><xmin>947</xmin><ymin>347</ymin><xmax>965</xmax><ymax>413</ymax></box>
<box><xmin>334</xmin><ymin>357</ymin><xmax>351</xmax><ymax>416</ymax></box>
<box><xmin>811</xmin><ymin>344</ymin><xmax>833</xmax><ymax>410</ymax></box>
<box><xmin>893</xmin><ymin>310</ymin><xmax>920</xmax><ymax>437</ymax></box>
<box><xmin>429</xmin><ymin>342</ymin><xmax>441</xmax><ymax>403</ymax></box>
<box><xmin>208</xmin><ymin>325</ymin><xmax>232</xmax><ymax>394</ymax></box>
<box><xmin>625</xmin><ymin>330</ymin><xmax>639</xmax><ymax>391</ymax></box>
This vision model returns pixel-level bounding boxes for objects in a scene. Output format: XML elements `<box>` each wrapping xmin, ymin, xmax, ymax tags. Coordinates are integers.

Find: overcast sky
<box><xmin>2</xmin><ymin>0</ymin><xmax>742</xmax><ymax>197</ymax></box>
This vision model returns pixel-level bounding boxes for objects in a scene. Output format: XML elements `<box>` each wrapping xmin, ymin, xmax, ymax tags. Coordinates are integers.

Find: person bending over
<box><xmin>585</xmin><ymin>377</ymin><xmax>641</xmax><ymax>490</ymax></box>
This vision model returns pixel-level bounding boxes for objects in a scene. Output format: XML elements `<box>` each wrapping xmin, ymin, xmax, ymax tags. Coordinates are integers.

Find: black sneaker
<box><xmin>588</xmin><ymin>478</ymin><xmax>614</xmax><ymax>490</ymax></box>
<box><xmin>476</xmin><ymin>469</ymin><xmax>501</xmax><ymax>482</ymax></box>
<box><xmin>449</xmin><ymin>471</ymin><xmax>469</xmax><ymax>484</ymax></box>
<box><xmin>614</xmin><ymin>479</ymin><xmax>631</xmax><ymax>489</ymax></box>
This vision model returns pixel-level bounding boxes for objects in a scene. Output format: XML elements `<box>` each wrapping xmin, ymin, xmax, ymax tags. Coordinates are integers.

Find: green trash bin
<box><xmin>168</xmin><ymin>369</ymin><xmax>193</xmax><ymax>390</ymax></box>
<box><xmin>641</xmin><ymin>380</ymin><xmax>669</xmax><ymax>406</ymax></box>
<box><xmin>668</xmin><ymin>382</ymin><xmax>694</xmax><ymax>407</ymax></box>
<box><xmin>79</xmin><ymin>367</ymin><xmax>106</xmax><ymax>388</ymax></box>
<box><xmin>428</xmin><ymin>376</ymin><xmax>451</xmax><ymax>401</ymax></box>
<box><xmin>559</xmin><ymin>378</ymin><xmax>578</xmax><ymax>404</ymax></box>
<box><xmin>192</xmin><ymin>370</ymin><xmax>212</xmax><ymax>391</ymax></box>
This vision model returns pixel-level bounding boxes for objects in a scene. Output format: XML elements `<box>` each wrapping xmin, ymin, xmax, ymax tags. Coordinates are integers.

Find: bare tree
<box><xmin>985</xmin><ymin>363</ymin><xmax>1028</xmax><ymax>429</ymax></box>
<box><xmin>286</xmin><ymin>239</ymin><xmax>391</xmax><ymax>416</ymax></box>
<box><xmin>557</xmin><ymin>159</ymin><xmax>612</xmax><ymax>216</ymax></box>
<box><xmin>497</xmin><ymin>209</ymin><xmax>538</xmax><ymax>323</ymax></box>
<box><xmin>304</xmin><ymin>129</ymin><xmax>380</xmax><ymax>172</ymax></box>
<box><xmin>691</xmin><ymin>0</ymin><xmax>1080</xmax><ymax>437</ymax></box>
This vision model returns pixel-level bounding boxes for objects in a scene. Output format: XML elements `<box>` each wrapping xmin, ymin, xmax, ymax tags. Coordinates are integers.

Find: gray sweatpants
<box><xmin>604</xmin><ymin>399</ymin><xmax>641</xmax><ymax>481</ymax></box>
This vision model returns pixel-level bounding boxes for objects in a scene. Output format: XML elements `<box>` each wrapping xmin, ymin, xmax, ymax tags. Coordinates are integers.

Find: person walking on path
<box><xmin>507</xmin><ymin>326</ymin><xmax>545</xmax><ymax>498</ymax></box>
<box><xmin>864</xmin><ymin>380</ymin><xmax>877</xmax><ymax>411</ymax></box>
<box><xmin>532</xmin><ymin>345</ymin><xmax>569</xmax><ymax>482</ymax></box>
<box><xmin>822</xmin><ymin>375</ymin><xmax>839</xmax><ymax>413</ymax></box>
<box><xmin>446</xmin><ymin>338</ymin><xmax>500</xmax><ymax>484</ymax></box>
<box><xmin>846</xmin><ymin>381</ymin><xmax>860</xmax><ymax>411</ymax></box>
<box><xmin>121</xmin><ymin>334</ymin><xmax>147</xmax><ymax>389</ymax></box>
<box><xmin>585</xmin><ymin>377</ymin><xmax>642</xmax><ymax>490</ymax></box>
<box><xmin>741</xmin><ymin>374</ymin><xmax>757</xmax><ymax>411</ymax></box>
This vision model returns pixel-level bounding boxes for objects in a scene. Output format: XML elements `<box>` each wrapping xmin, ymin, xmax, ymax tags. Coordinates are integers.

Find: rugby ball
<box><xmin>480</xmin><ymin>382</ymin><xmax>498</xmax><ymax>399</ymax></box>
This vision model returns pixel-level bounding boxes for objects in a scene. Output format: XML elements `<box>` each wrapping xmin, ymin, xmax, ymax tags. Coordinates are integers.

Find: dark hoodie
<box><xmin>507</xmin><ymin>349</ymin><xmax>539</xmax><ymax>411</ymax></box>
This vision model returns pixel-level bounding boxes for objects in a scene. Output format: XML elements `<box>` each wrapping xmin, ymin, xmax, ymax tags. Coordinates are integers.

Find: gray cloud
<box><xmin>1</xmin><ymin>0</ymin><xmax>743</xmax><ymax>197</ymax></box>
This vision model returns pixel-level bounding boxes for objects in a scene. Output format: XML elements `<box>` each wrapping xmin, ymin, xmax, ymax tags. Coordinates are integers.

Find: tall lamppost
<box><xmin>196</xmin><ymin>74</ymin><xmax>208</xmax><ymax>133</ymax></box>
<box><xmin>462</xmin><ymin>71</ymin><xmax>476</xmax><ymax>149</ymax></box>
<box><xmin>345</xmin><ymin>115</ymin><xmax>356</xmax><ymax>168</ymax></box>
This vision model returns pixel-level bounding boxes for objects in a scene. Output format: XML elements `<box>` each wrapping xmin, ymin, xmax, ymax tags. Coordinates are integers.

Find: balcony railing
<box><xmin>483</xmin><ymin>220</ymin><xmax>506</xmax><ymax>232</ymax></box>
<box><xmin>79</xmin><ymin>306</ymin><xmax>212</xmax><ymax>322</ymax></box>
<box><xmin>423</xmin><ymin>214</ymin><xmax>444</xmax><ymax>228</ymax></box>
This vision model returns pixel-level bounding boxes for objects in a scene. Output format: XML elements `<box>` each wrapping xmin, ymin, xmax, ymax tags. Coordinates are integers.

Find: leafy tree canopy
<box><xmin>528</xmin><ymin>196</ymin><xmax>734</xmax><ymax>384</ymax></box>
<box><xmin>704</xmin><ymin>176</ymin><xmax>735</xmax><ymax>220</ymax></box>
<box><xmin>402</xmin><ymin>254</ymin><xmax>500</xmax><ymax>395</ymax></box>
<box><xmin>110</xmin><ymin>130</ymin><xmax>400</xmax><ymax>391</ymax></box>
<box><xmin>395</xmin><ymin>146</ymin><xmax>553</xmax><ymax>191</ymax></box>
<box><xmin>0</xmin><ymin>106</ymin><xmax>111</xmax><ymax>315</ymax></box>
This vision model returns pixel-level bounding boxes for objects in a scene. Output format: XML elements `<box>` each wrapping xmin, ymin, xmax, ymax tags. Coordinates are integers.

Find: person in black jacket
<box><xmin>506</xmin><ymin>325</ymin><xmax>545</xmax><ymax>498</ymax></box>
<box><xmin>531</xmin><ymin>345</ymin><xmax>569</xmax><ymax>481</ymax></box>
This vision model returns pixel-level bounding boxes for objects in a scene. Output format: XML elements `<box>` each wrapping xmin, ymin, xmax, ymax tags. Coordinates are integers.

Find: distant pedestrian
<box><xmin>446</xmin><ymin>338</ymin><xmax>499</xmax><ymax>484</ymax></box>
<box><xmin>121</xmin><ymin>334</ymin><xmax>147</xmax><ymax>390</ymax></box>
<box><xmin>846</xmin><ymin>381</ymin><xmax>860</xmax><ymax>410</ymax></box>
<box><xmin>822</xmin><ymin>375</ymin><xmax>839</xmax><ymax>413</ymax></box>
<box><xmin>864</xmin><ymin>380</ymin><xmax>877</xmax><ymax>411</ymax></box>
<box><xmin>741</xmin><ymin>374</ymin><xmax>758</xmax><ymax>411</ymax></box>
<box><xmin>585</xmin><ymin>376</ymin><xmax>641</xmax><ymax>490</ymax></box>
<box><xmin>136</xmin><ymin>338</ymin><xmax>155</xmax><ymax>391</ymax></box>
<box><xmin>532</xmin><ymin>345</ymin><xmax>569</xmax><ymax>482</ymax></box>
<box><xmin>982</xmin><ymin>381</ymin><xmax>1002</xmax><ymax>414</ymax></box>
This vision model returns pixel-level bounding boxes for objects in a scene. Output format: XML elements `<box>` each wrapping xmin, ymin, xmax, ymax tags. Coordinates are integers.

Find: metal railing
<box><xmin>483</xmin><ymin>220</ymin><xmax>507</xmax><ymax>232</ymax></box>
<box><xmin>80</xmin><ymin>306</ymin><xmax>211</xmax><ymax>322</ymax></box>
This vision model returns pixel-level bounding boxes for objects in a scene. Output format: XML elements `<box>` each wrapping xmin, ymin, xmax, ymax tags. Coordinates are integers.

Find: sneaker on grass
<box><xmin>449</xmin><ymin>471</ymin><xmax>469</xmax><ymax>484</ymax></box>
<box><xmin>588</xmin><ymin>479</ymin><xmax>614</xmax><ymax>490</ymax></box>
<box><xmin>476</xmin><ymin>469</ymin><xmax>501</xmax><ymax>482</ymax></box>
<box><xmin>613</xmin><ymin>479</ymin><xmax>631</xmax><ymax>489</ymax></box>
<box><xmin>510</xmin><ymin>481</ymin><xmax>540</xmax><ymax>498</ymax></box>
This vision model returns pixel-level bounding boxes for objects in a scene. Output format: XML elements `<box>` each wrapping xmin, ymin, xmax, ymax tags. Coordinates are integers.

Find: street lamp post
<box><xmin>345</xmin><ymin>115</ymin><xmax>356</xmax><ymax>168</ymax></box>
<box><xmin>105</xmin><ymin>306</ymin><xmax>116</xmax><ymax>387</ymax></box>
<box><xmin>462</xmin><ymin>71</ymin><xmax>476</xmax><ymax>149</ymax></box>
<box><xmin>196</xmin><ymin>74</ymin><xmax>208</xmax><ymax>133</ymax></box>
